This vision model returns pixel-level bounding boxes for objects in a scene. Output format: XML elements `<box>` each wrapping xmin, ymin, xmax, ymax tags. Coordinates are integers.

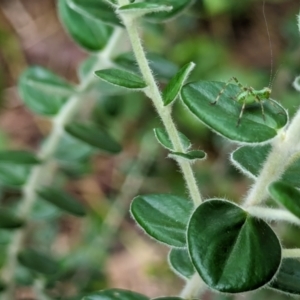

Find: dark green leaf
<box><xmin>58</xmin><ymin>0</ymin><xmax>113</xmax><ymax>52</ymax></box>
<box><xmin>231</xmin><ymin>145</ymin><xmax>270</xmax><ymax>179</ymax></box>
<box><xmin>145</xmin><ymin>0</ymin><xmax>194</xmax><ymax>22</ymax></box>
<box><xmin>187</xmin><ymin>199</ymin><xmax>281</xmax><ymax>293</ymax></box>
<box><xmin>82</xmin><ymin>289</ymin><xmax>149</xmax><ymax>300</ymax></box>
<box><xmin>131</xmin><ymin>194</ymin><xmax>193</xmax><ymax>247</ymax></box>
<box><xmin>0</xmin><ymin>209</ymin><xmax>24</xmax><ymax>229</ymax></box>
<box><xmin>169</xmin><ymin>150</ymin><xmax>206</xmax><ymax>162</ymax></box>
<box><xmin>114</xmin><ymin>52</ymin><xmax>178</xmax><ymax>82</ymax></box>
<box><xmin>153</xmin><ymin>128</ymin><xmax>191</xmax><ymax>151</ymax></box>
<box><xmin>118</xmin><ymin>3</ymin><xmax>172</xmax><ymax>17</ymax></box>
<box><xmin>65</xmin><ymin>123</ymin><xmax>122</xmax><ymax>154</ymax></box>
<box><xmin>269</xmin><ymin>258</ymin><xmax>300</xmax><ymax>295</ymax></box>
<box><xmin>37</xmin><ymin>187</ymin><xmax>86</xmax><ymax>217</ymax></box>
<box><xmin>18</xmin><ymin>249</ymin><xmax>59</xmax><ymax>275</ymax></box>
<box><xmin>0</xmin><ymin>165</ymin><xmax>31</xmax><ymax>187</ymax></box>
<box><xmin>0</xmin><ymin>151</ymin><xmax>39</xmax><ymax>165</ymax></box>
<box><xmin>95</xmin><ymin>69</ymin><xmax>147</xmax><ymax>90</ymax></box>
<box><xmin>163</xmin><ymin>62</ymin><xmax>195</xmax><ymax>106</ymax></box>
<box><xmin>181</xmin><ymin>81</ymin><xmax>288</xmax><ymax>143</ymax></box>
<box><xmin>19</xmin><ymin>66</ymin><xmax>73</xmax><ymax>115</ymax></box>
<box><xmin>67</xmin><ymin>0</ymin><xmax>121</xmax><ymax>26</ymax></box>
<box><xmin>268</xmin><ymin>181</ymin><xmax>300</xmax><ymax>219</ymax></box>
<box><xmin>168</xmin><ymin>248</ymin><xmax>194</xmax><ymax>279</ymax></box>
<box><xmin>280</xmin><ymin>156</ymin><xmax>300</xmax><ymax>189</ymax></box>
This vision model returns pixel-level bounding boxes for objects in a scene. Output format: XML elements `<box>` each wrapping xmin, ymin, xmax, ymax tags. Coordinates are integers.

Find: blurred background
<box><xmin>0</xmin><ymin>0</ymin><xmax>300</xmax><ymax>299</ymax></box>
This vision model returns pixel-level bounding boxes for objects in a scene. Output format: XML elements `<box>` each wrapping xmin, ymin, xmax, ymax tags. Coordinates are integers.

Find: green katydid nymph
<box><xmin>211</xmin><ymin>77</ymin><xmax>272</xmax><ymax>126</ymax></box>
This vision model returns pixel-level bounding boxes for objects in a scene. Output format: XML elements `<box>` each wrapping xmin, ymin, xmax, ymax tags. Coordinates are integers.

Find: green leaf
<box><xmin>82</xmin><ymin>289</ymin><xmax>149</xmax><ymax>300</ymax></box>
<box><xmin>145</xmin><ymin>0</ymin><xmax>194</xmax><ymax>22</ymax></box>
<box><xmin>18</xmin><ymin>249</ymin><xmax>59</xmax><ymax>275</ymax></box>
<box><xmin>187</xmin><ymin>199</ymin><xmax>281</xmax><ymax>293</ymax></box>
<box><xmin>268</xmin><ymin>181</ymin><xmax>300</xmax><ymax>219</ymax></box>
<box><xmin>269</xmin><ymin>258</ymin><xmax>300</xmax><ymax>295</ymax></box>
<box><xmin>0</xmin><ymin>150</ymin><xmax>40</xmax><ymax>165</ymax></box>
<box><xmin>168</xmin><ymin>248</ymin><xmax>194</xmax><ymax>279</ymax></box>
<box><xmin>37</xmin><ymin>187</ymin><xmax>86</xmax><ymax>217</ymax></box>
<box><xmin>95</xmin><ymin>69</ymin><xmax>147</xmax><ymax>90</ymax></box>
<box><xmin>0</xmin><ymin>165</ymin><xmax>31</xmax><ymax>187</ymax></box>
<box><xmin>169</xmin><ymin>150</ymin><xmax>206</xmax><ymax>162</ymax></box>
<box><xmin>118</xmin><ymin>3</ymin><xmax>172</xmax><ymax>17</ymax></box>
<box><xmin>65</xmin><ymin>123</ymin><xmax>122</xmax><ymax>154</ymax></box>
<box><xmin>163</xmin><ymin>62</ymin><xmax>195</xmax><ymax>106</ymax></box>
<box><xmin>130</xmin><ymin>194</ymin><xmax>193</xmax><ymax>247</ymax></box>
<box><xmin>0</xmin><ymin>209</ymin><xmax>24</xmax><ymax>229</ymax></box>
<box><xmin>114</xmin><ymin>52</ymin><xmax>178</xmax><ymax>82</ymax></box>
<box><xmin>231</xmin><ymin>145</ymin><xmax>270</xmax><ymax>179</ymax></box>
<box><xmin>153</xmin><ymin>128</ymin><xmax>191</xmax><ymax>151</ymax></box>
<box><xmin>67</xmin><ymin>0</ymin><xmax>121</xmax><ymax>26</ymax></box>
<box><xmin>280</xmin><ymin>156</ymin><xmax>300</xmax><ymax>189</ymax></box>
<box><xmin>58</xmin><ymin>0</ymin><xmax>113</xmax><ymax>52</ymax></box>
<box><xmin>19</xmin><ymin>66</ymin><xmax>73</xmax><ymax>115</ymax></box>
<box><xmin>181</xmin><ymin>81</ymin><xmax>288</xmax><ymax>143</ymax></box>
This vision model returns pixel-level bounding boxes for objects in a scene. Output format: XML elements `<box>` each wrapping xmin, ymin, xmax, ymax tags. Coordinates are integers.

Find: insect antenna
<box><xmin>262</xmin><ymin>0</ymin><xmax>273</xmax><ymax>88</ymax></box>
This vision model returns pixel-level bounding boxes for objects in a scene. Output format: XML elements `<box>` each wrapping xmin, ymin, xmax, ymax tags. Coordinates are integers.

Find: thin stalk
<box><xmin>282</xmin><ymin>249</ymin><xmax>300</xmax><ymax>258</ymax></box>
<box><xmin>180</xmin><ymin>273</ymin><xmax>206</xmax><ymax>299</ymax></box>
<box><xmin>1</xmin><ymin>27</ymin><xmax>124</xmax><ymax>299</ymax></box>
<box><xmin>117</xmin><ymin>11</ymin><xmax>201</xmax><ymax>207</ymax></box>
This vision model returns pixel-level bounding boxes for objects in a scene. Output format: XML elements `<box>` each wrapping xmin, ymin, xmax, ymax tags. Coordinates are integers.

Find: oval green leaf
<box><xmin>269</xmin><ymin>258</ymin><xmax>300</xmax><ymax>295</ymax></box>
<box><xmin>37</xmin><ymin>187</ymin><xmax>86</xmax><ymax>217</ymax></box>
<box><xmin>67</xmin><ymin>0</ymin><xmax>121</xmax><ymax>26</ymax></box>
<box><xmin>268</xmin><ymin>181</ymin><xmax>300</xmax><ymax>219</ymax></box>
<box><xmin>58</xmin><ymin>0</ymin><xmax>113</xmax><ymax>52</ymax></box>
<box><xmin>131</xmin><ymin>194</ymin><xmax>193</xmax><ymax>247</ymax></box>
<box><xmin>95</xmin><ymin>69</ymin><xmax>147</xmax><ymax>90</ymax></box>
<box><xmin>0</xmin><ymin>150</ymin><xmax>40</xmax><ymax>165</ymax></box>
<box><xmin>0</xmin><ymin>165</ymin><xmax>31</xmax><ymax>187</ymax></box>
<box><xmin>145</xmin><ymin>0</ymin><xmax>194</xmax><ymax>22</ymax></box>
<box><xmin>114</xmin><ymin>52</ymin><xmax>178</xmax><ymax>82</ymax></box>
<box><xmin>187</xmin><ymin>199</ymin><xmax>281</xmax><ymax>293</ymax></box>
<box><xmin>231</xmin><ymin>145</ymin><xmax>270</xmax><ymax>179</ymax></box>
<box><xmin>82</xmin><ymin>289</ymin><xmax>149</xmax><ymax>300</ymax></box>
<box><xmin>19</xmin><ymin>66</ymin><xmax>73</xmax><ymax>115</ymax></box>
<box><xmin>169</xmin><ymin>150</ymin><xmax>206</xmax><ymax>162</ymax></box>
<box><xmin>181</xmin><ymin>81</ymin><xmax>288</xmax><ymax>143</ymax></box>
<box><xmin>65</xmin><ymin>122</ymin><xmax>122</xmax><ymax>154</ymax></box>
<box><xmin>153</xmin><ymin>128</ymin><xmax>191</xmax><ymax>151</ymax></box>
<box><xmin>168</xmin><ymin>248</ymin><xmax>194</xmax><ymax>279</ymax></box>
<box><xmin>0</xmin><ymin>209</ymin><xmax>24</xmax><ymax>229</ymax></box>
<box><xmin>163</xmin><ymin>62</ymin><xmax>195</xmax><ymax>106</ymax></box>
<box><xmin>18</xmin><ymin>249</ymin><xmax>59</xmax><ymax>275</ymax></box>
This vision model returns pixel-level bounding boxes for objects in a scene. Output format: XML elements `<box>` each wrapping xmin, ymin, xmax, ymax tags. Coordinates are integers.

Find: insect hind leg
<box><xmin>211</xmin><ymin>77</ymin><xmax>242</xmax><ymax>105</ymax></box>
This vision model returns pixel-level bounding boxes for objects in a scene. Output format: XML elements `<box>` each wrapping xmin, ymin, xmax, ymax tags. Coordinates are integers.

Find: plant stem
<box><xmin>117</xmin><ymin>10</ymin><xmax>202</xmax><ymax>207</ymax></box>
<box><xmin>0</xmin><ymin>27</ymin><xmax>124</xmax><ymax>299</ymax></box>
<box><xmin>180</xmin><ymin>273</ymin><xmax>206</xmax><ymax>299</ymax></box>
<box><xmin>282</xmin><ymin>248</ymin><xmax>300</xmax><ymax>258</ymax></box>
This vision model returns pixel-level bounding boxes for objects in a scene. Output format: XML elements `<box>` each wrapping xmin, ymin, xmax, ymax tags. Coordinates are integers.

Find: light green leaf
<box><xmin>37</xmin><ymin>187</ymin><xmax>86</xmax><ymax>217</ymax></box>
<box><xmin>65</xmin><ymin>123</ymin><xmax>122</xmax><ymax>154</ymax></box>
<box><xmin>19</xmin><ymin>66</ymin><xmax>73</xmax><ymax>115</ymax></box>
<box><xmin>95</xmin><ymin>69</ymin><xmax>147</xmax><ymax>90</ymax></box>
<box><xmin>153</xmin><ymin>128</ymin><xmax>191</xmax><ymax>151</ymax></box>
<box><xmin>169</xmin><ymin>150</ymin><xmax>206</xmax><ymax>162</ymax></box>
<box><xmin>118</xmin><ymin>3</ymin><xmax>172</xmax><ymax>18</ymax></box>
<box><xmin>181</xmin><ymin>81</ymin><xmax>288</xmax><ymax>143</ymax></box>
<box><xmin>18</xmin><ymin>249</ymin><xmax>59</xmax><ymax>275</ymax></box>
<box><xmin>145</xmin><ymin>0</ymin><xmax>194</xmax><ymax>22</ymax></box>
<box><xmin>0</xmin><ymin>209</ymin><xmax>24</xmax><ymax>229</ymax></box>
<box><xmin>230</xmin><ymin>145</ymin><xmax>270</xmax><ymax>179</ymax></box>
<box><xmin>187</xmin><ymin>199</ymin><xmax>281</xmax><ymax>293</ymax></box>
<box><xmin>163</xmin><ymin>62</ymin><xmax>195</xmax><ymax>106</ymax></box>
<box><xmin>168</xmin><ymin>248</ymin><xmax>194</xmax><ymax>279</ymax></box>
<box><xmin>114</xmin><ymin>52</ymin><xmax>178</xmax><ymax>82</ymax></box>
<box><xmin>58</xmin><ymin>0</ymin><xmax>113</xmax><ymax>52</ymax></box>
<box><xmin>82</xmin><ymin>289</ymin><xmax>149</xmax><ymax>300</ymax></box>
<box><xmin>67</xmin><ymin>0</ymin><xmax>121</xmax><ymax>26</ymax></box>
<box><xmin>269</xmin><ymin>258</ymin><xmax>300</xmax><ymax>295</ymax></box>
<box><xmin>268</xmin><ymin>181</ymin><xmax>300</xmax><ymax>219</ymax></box>
<box><xmin>0</xmin><ymin>150</ymin><xmax>40</xmax><ymax>165</ymax></box>
<box><xmin>0</xmin><ymin>165</ymin><xmax>31</xmax><ymax>187</ymax></box>
<box><xmin>131</xmin><ymin>194</ymin><xmax>193</xmax><ymax>247</ymax></box>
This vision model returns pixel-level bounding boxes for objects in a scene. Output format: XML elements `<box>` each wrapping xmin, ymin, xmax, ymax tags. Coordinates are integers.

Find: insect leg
<box><xmin>237</xmin><ymin>101</ymin><xmax>247</xmax><ymax>127</ymax></box>
<box><xmin>211</xmin><ymin>77</ymin><xmax>240</xmax><ymax>105</ymax></box>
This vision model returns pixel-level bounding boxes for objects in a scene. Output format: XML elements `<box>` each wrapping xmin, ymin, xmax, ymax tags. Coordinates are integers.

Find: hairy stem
<box><xmin>180</xmin><ymin>273</ymin><xmax>206</xmax><ymax>299</ymax></box>
<box><xmin>282</xmin><ymin>248</ymin><xmax>300</xmax><ymax>258</ymax></box>
<box><xmin>117</xmin><ymin>11</ymin><xmax>202</xmax><ymax>207</ymax></box>
<box><xmin>1</xmin><ymin>28</ymin><xmax>124</xmax><ymax>298</ymax></box>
